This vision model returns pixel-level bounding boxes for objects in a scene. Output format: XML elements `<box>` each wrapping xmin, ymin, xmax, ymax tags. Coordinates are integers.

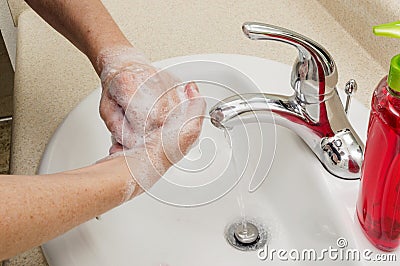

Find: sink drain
<box><xmin>225</xmin><ymin>219</ymin><xmax>269</xmax><ymax>251</ymax></box>
<box><xmin>234</xmin><ymin>222</ymin><xmax>259</xmax><ymax>244</ymax></box>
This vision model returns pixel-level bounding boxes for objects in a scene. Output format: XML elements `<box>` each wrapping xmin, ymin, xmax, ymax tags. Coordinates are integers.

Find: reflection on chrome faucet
<box><xmin>210</xmin><ymin>22</ymin><xmax>364</xmax><ymax>180</ymax></box>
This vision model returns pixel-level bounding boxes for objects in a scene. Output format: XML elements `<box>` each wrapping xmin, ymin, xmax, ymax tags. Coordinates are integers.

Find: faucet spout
<box><xmin>210</xmin><ymin>93</ymin><xmax>331</xmax><ymax>140</ymax></box>
<box><xmin>210</xmin><ymin>90</ymin><xmax>364</xmax><ymax>180</ymax></box>
<box><xmin>210</xmin><ymin>93</ymin><xmax>296</xmax><ymax>128</ymax></box>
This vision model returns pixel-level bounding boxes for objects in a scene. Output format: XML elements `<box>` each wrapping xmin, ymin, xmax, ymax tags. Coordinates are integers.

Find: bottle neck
<box><xmin>387</xmin><ymin>85</ymin><xmax>400</xmax><ymax>98</ymax></box>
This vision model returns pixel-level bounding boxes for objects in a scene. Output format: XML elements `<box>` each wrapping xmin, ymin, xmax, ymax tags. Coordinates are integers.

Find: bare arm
<box><xmin>0</xmin><ymin>157</ymin><xmax>133</xmax><ymax>260</ymax></box>
<box><xmin>0</xmin><ymin>2</ymin><xmax>137</xmax><ymax>258</ymax></box>
<box><xmin>24</xmin><ymin>0</ymin><xmax>186</xmax><ymax>154</ymax></box>
<box><xmin>25</xmin><ymin>0</ymin><xmax>131</xmax><ymax>73</ymax></box>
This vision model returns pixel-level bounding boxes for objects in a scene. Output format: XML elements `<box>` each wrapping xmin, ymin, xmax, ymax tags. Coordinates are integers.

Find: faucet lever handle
<box><xmin>242</xmin><ymin>22</ymin><xmax>338</xmax><ymax>98</ymax></box>
<box><xmin>344</xmin><ymin>79</ymin><xmax>358</xmax><ymax>114</ymax></box>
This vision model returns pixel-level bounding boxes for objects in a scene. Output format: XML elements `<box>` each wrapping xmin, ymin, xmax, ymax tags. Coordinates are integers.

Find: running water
<box><xmin>223</xmin><ymin>128</ymin><xmax>247</xmax><ymax>230</ymax></box>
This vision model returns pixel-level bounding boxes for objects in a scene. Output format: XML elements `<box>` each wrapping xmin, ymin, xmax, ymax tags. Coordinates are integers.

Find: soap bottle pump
<box><xmin>356</xmin><ymin>21</ymin><xmax>400</xmax><ymax>252</ymax></box>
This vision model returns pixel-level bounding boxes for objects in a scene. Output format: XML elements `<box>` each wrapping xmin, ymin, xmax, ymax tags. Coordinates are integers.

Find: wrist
<box><xmin>85</xmin><ymin>28</ymin><xmax>132</xmax><ymax>74</ymax></box>
<box><xmin>78</xmin><ymin>157</ymin><xmax>139</xmax><ymax>208</ymax></box>
<box><xmin>96</xmin><ymin>45</ymin><xmax>149</xmax><ymax>79</ymax></box>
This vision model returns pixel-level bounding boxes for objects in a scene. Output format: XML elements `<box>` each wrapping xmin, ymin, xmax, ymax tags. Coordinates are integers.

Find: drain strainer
<box><xmin>225</xmin><ymin>219</ymin><xmax>269</xmax><ymax>251</ymax></box>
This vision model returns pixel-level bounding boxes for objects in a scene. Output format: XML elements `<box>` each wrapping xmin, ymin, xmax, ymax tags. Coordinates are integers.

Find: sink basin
<box><xmin>39</xmin><ymin>54</ymin><xmax>397</xmax><ymax>265</ymax></box>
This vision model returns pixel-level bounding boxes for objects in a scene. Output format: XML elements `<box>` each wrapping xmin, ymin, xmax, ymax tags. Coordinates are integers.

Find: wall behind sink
<box><xmin>8</xmin><ymin>0</ymin><xmax>399</xmax><ymax>71</ymax></box>
<box><xmin>318</xmin><ymin>0</ymin><xmax>400</xmax><ymax>71</ymax></box>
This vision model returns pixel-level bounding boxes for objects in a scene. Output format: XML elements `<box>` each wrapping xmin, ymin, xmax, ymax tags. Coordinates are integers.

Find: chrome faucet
<box><xmin>209</xmin><ymin>22</ymin><xmax>364</xmax><ymax>180</ymax></box>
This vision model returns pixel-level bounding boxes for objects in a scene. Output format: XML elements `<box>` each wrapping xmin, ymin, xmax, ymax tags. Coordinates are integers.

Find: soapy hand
<box><xmin>105</xmin><ymin>82</ymin><xmax>206</xmax><ymax>201</ymax></box>
<box><xmin>97</xmin><ymin>45</ymin><xmax>206</xmax><ymax>200</ymax></box>
<box><xmin>98</xmin><ymin>46</ymin><xmax>190</xmax><ymax>152</ymax></box>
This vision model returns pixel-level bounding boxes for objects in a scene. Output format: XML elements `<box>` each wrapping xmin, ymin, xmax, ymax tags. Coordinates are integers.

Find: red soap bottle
<box><xmin>356</xmin><ymin>73</ymin><xmax>400</xmax><ymax>251</ymax></box>
<box><xmin>356</xmin><ymin>22</ymin><xmax>400</xmax><ymax>251</ymax></box>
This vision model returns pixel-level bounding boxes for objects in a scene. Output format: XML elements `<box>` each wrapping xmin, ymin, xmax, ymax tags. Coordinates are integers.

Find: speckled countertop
<box><xmin>7</xmin><ymin>0</ymin><xmax>394</xmax><ymax>265</ymax></box>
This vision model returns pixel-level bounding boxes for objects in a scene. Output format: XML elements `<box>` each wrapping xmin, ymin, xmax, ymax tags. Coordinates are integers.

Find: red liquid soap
<box><xmin>357</xmin><ymin>76</ymin><xmax>400</xmax><ymax>251</ymax></box>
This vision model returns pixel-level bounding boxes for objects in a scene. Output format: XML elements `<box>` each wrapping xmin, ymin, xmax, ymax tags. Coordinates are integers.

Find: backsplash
<box><xmin>7</xmin><ymin>0</ymin><xmax>399</xmax><ymax>71</ymax></box>
<box><xmin>318</xmin><ymin>0</ymin><xmax>400</xmax><ymax>70</ymax></box>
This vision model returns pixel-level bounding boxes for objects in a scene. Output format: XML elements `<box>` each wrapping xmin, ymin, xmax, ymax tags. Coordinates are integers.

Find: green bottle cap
<box><xmin>373</xmin><ymin>21</ymin><xmax>400</xmax><ymax>38</ymax></box>
<box><xmin>388</xmin><ymin>55</ymin><xmax>400</xmax><ymax>92</ymax></box>
<box><xmin>373</xmin><ymin>21</ymin><xmax>400</xmax><ymax>92</ymax></box>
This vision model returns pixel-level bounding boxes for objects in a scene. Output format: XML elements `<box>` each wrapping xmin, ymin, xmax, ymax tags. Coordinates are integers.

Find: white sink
<box><xmin>38</xmin><ymin>54</ymin><xmax>397</xmax><ymax>265</ymax></box>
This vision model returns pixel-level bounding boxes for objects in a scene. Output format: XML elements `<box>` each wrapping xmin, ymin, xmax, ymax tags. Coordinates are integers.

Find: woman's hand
<box><xmin>104</xmin><ymin>81</ymin><xmax>206</xmax><ymax>201</ymax></box>
<box><xmin>98</xmin><ymin>46</ymin><xmax>191</xmax><ymax>152</ymax></box>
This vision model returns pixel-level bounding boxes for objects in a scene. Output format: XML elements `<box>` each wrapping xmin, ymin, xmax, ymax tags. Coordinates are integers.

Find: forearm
<box><xmin>0</xmin><ymin>157</ymin><xmax>136</xmax><ymax>260</ymax></box>
<box><xmin>25</xmin><ymin>0</ymin><xmax>132</xmax><ymax>74</ymax></box>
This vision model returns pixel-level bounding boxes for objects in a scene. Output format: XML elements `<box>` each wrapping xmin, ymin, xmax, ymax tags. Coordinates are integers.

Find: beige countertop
<box><xmin>7</xmin><ymin>0</ymin><xmax>389</xmax><ymax>265</ymax></box>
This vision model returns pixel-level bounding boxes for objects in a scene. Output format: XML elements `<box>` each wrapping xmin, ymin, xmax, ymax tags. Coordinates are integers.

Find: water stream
<box><xmin>222</xmin><ymin>127</ymin><xmax>271</xmax><ymax>251</ymax></box>
<box><xmin>223</xmin><ymin>128</ymin><xmax>248</xmax><ymax>230</ymax></box>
